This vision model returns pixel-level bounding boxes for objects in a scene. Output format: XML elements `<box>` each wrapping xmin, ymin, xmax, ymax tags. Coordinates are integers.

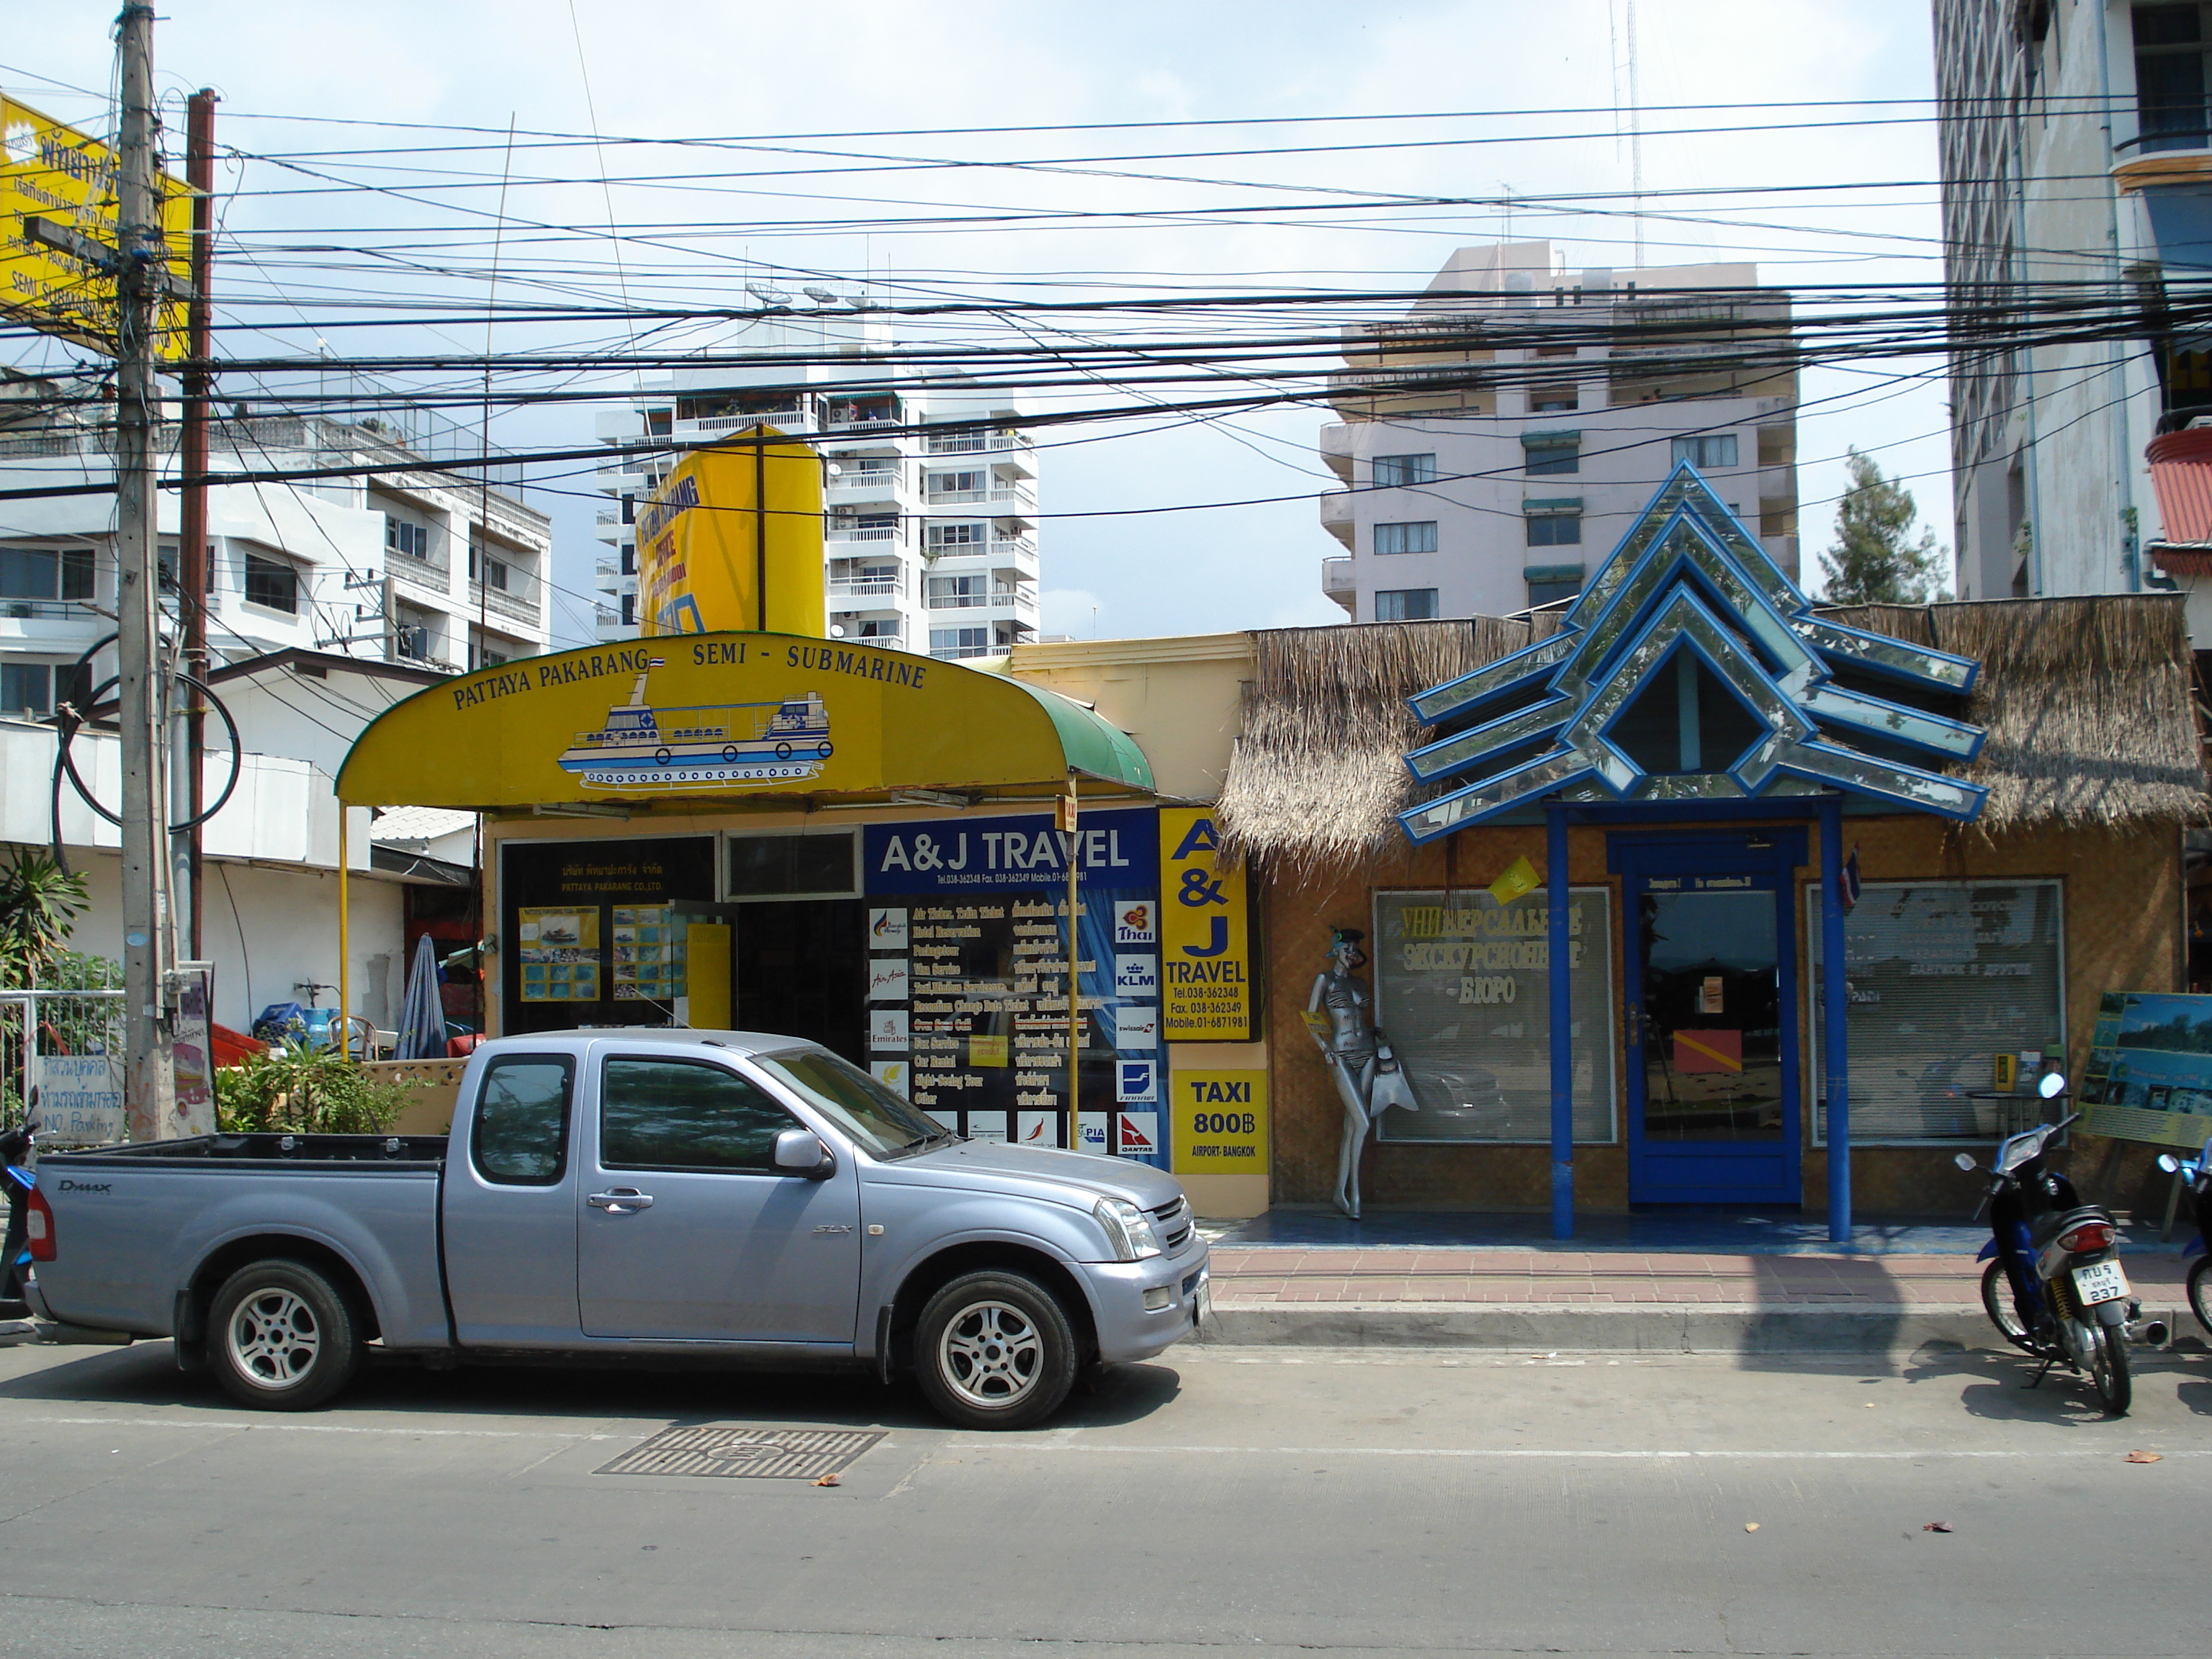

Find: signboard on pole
<box><xmin>2</xmin><ymin>94</ymin><xmax>192</xmax><ymax>359</ymax></box>
<box><xmin>1157</xmin><ymin>808</ymin><xmax>1254</xmax><ymax>1040</ymax></box>
<box><xmin>32</xmin><ymin>1048</ymin><xmax>124</xmax><ymax>1145</ymax></box>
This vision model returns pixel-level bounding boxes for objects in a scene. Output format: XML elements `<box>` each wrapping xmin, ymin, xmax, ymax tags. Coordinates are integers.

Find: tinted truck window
<box><xmin>472</xmin><ymin>1058</ymin><xmax>574</xmax><ymax>1184</ymax></box>
<box><xmin>601</xmin><ymin>1058</ymin><xmax>796</xmax><ymax>1173</ymax></box>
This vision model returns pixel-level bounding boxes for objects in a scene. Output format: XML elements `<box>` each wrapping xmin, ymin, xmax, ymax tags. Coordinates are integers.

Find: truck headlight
<box><xmin>1094</xmin><ymin>1196</ymin><xmax>1163</xmax><ymax>1262</ymax></box>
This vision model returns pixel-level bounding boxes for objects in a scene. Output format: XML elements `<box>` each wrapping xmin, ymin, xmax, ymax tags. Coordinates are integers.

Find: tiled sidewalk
<box><xmin>1208</xmin><ymin>1247</ymin><xmax>2193</xmax><ymax>1308</ymax></box>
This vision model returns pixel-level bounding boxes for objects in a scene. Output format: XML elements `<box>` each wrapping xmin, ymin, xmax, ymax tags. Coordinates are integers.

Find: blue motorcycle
<box><xmin>1956</xmin><ymin>1073</ymin><xmax>2165</xmax><ymax>1415</ymax></box>
<box><xmin>2155</xmin><ymin>1133</ymin><xmax>2212</xmax><ymax>1340</ymax></box>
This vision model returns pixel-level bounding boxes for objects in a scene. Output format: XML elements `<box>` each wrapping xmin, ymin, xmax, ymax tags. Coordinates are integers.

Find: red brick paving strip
<box><xmin>1207</xmin><ymin>1249</ymin><xmax>2190</xmax><ymax>1306</ymax></box>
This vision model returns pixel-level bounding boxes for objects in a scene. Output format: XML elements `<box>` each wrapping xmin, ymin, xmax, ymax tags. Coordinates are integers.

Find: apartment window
<box><xmin>385</xmin><ymin>516</ymin><xmax>431</xmax><ymax>560</ymax></box>
<box><xmin>156</xmin><ymin>540</ymin><xmax>212</xmax><ymax>595</ymax></box>
<box><xmin>1523</xmin><ymin>431</ymin><xmax>1581</xmax><ymax>475</ymax></box>
<box><xmin>930</xmin><ymin>626</ymin><xmax>992</xmax><ymax>658</ymax></box>
<box><xmin>619</xmin><ymin>495</ymin><xmax>634</xmax><ymax>526</ymax></box>
<box><xmin>1526</xmin><ymin>564</ymin><xmax>1586</xmax><ymax>608</ymax></box>
<box><xmin>620</xmin><ymin>591</ymin><xmax>636</xmax><ymax>626</ymax></box>
<box><xmin>1</xmin><ymin>663</ymin><xmax>51</xmax><ymax>716</ymax></box>
<box><xmin>927</xmin><ymin>574</ymin><xmax>987</xmax><ymax>609</ymax></box>
<box><xmin>0</xmin><ymin>547</ymin><xmax>94</xmax><ymax>603</ymax></box>
<box><xmin>1374</xmin><ymin>588</ymin><xmax>1439</xmax><ymax>621</ymax></box>
<box><xmin>857</xmin><ymin>619</ymin><xmax>899</xmax><ymax>639</ymax></box>
<box><xmin>1671</xmin><ymin>433</ymin><xmax>1739</xmax><ymax>469</ymax></box>
<box><xmin>2136</xmin><ymin>4</ymin><xmax>2212</xmax><ymax>150</ymax></box>
<box><xmin>242</xmin><ymin>551</ymin><xmax>298</xmax><ymax>613</ymax></box>
<box><xmin>926</xmin><ymin>470</ymin><xmax>985</xmax><ymax>496</ymax></box>
<box><xmin>927</xmin><ymin>522</ymin><xmax>983</xmax><ymax>550</ymax></box>
<box><xmin>619</xmin><ymin>544</ymin><xmax>635</xmax><ymax>576</ymax></box>
<box><xmin>1529</xmin><ymin>386</ymin><xmax>1578</xmax><ymax>413</ymax></box>
<box><xmin>1371</xmin><ymin>453</ymin><xmax>1437</xmax><ymax>487</ymax></box>
<box><xmin>1525</xmin><ymin>508</ymin><xmax>1583</xmax><ymax>547</ymax></box>
<box><xmin>1374</xmin><ymin>521</ymin><xmax>1439</xmax><ymax>557</ymax></box>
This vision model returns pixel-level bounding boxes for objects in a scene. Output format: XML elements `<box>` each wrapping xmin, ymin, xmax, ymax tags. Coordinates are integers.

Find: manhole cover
<box><xmin>595</xmin><ymin>1426</ymin><xmax>885</xmax><ymax>1480</ymax></box>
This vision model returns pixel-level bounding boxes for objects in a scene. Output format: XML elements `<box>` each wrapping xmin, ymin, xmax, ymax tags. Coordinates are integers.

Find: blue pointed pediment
<box><xmin>1397</xmin><ymin>464</ymin><xmax>1987</xmax><ymax>842</ymax></box>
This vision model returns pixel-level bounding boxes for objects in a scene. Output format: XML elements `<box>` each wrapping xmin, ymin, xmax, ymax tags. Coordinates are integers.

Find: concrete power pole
<box><xmin>115</xmin><ymin>3</ymin><xmax>178</xmax><ymax>1141</ymax></box>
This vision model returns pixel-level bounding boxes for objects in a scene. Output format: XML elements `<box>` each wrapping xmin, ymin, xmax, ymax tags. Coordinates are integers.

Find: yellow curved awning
<box><xmin>336</xmin><ymin>631</ymin><xmax>1154</xmax><ymax>809</ymax></box>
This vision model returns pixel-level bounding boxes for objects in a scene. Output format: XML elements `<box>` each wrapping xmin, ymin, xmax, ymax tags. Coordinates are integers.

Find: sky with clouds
<box><xmin>4</xmin><ymin>1</ymin><xmax>1954</xmax><ymax>644</ymax></box>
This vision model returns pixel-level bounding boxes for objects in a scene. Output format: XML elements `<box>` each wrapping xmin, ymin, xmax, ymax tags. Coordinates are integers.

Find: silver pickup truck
<box><xmin>24</xmin><ymin>1030</ymin><xmax>1210</xmax><ymax>1429</ymax></box>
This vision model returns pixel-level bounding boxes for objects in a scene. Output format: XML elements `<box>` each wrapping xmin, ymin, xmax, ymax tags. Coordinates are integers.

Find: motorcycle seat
<box><xmin>2028</xmin><ymin>1204</ymin><xmax>2112</xmax><ymax>1249</ymax></box>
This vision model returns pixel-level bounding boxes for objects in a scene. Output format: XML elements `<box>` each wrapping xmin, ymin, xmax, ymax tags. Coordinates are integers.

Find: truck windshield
<box><xmin>754</xmin><ymin>1048</ymin><xmax>953</xmax><ymax>1159</ymax></box>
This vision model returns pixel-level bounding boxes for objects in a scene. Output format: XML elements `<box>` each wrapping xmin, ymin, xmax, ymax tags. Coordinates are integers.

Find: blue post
<box><xmin>1820</xmin><ymin>796</ymin><xmax>1851</xmax><ymax>1244</ymax></box>
<box><xmin>1547</xmin><ymin>804</ymin><xmax>1573</xmax><ymax>1239</ymax></box>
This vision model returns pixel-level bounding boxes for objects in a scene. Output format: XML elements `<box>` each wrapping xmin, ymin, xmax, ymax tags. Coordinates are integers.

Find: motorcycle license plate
<box><xmin>2070</xmin><ymin>1260</ymin><xmax>2130</xmax><ymax>1305</ymax></box>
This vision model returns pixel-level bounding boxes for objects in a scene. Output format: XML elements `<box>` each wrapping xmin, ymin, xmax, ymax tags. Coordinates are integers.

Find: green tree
<box><xmin>1818</xmin><ymin>449</ymin><xmax>1951</xmax><ymax>604</ymax></box>
<box><xmin>0</xmin><ymin>846</ymin><xmax>90</xmax><ymax>988</ymax></box>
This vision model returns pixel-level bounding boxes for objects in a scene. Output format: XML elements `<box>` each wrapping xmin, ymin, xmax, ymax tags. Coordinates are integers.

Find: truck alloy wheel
<box><xmin>207</xmin><ymin>1259</ymin><xmax>361</xmax><ymax>1411</ymax></box>
<box><xmin>914</xmin><ymin>1270</ymin><xmax>1077</xmax><ymax>1430</ymax></box>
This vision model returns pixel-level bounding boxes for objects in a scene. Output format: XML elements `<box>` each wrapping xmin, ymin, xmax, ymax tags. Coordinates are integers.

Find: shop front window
<box><xmin>1808</xmin><ymin>881</ymin><xmax>2064</xmax><ymax>1141</ymax></box>
<box><xmin>1371</xmin><ymin>888</ymin><xmax>1617</xmax><ymax>1143</ymax></box>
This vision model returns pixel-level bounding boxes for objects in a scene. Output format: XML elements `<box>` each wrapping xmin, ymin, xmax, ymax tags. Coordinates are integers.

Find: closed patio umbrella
<box><xmin>395</xmin><ymin>933</ymin><xmax>446</xmax><ymax>1061</ymax></box>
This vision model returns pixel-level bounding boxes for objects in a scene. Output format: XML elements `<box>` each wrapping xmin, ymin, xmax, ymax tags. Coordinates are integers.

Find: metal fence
<box><xmin>0</xmin><ymin>991</ymin><xmax>127</xmax><ymax>1146</ymax></box>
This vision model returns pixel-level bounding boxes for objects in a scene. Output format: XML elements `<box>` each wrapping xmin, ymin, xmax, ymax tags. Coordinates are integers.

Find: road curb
<box><xmin>1198</xmin><ymin>1300</ymin><xmax>2199</xmax><ymax>1355</ymax></box>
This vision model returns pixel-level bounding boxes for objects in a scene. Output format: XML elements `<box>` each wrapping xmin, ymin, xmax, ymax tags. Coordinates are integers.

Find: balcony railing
<box><xmin>390</xmin><ymin>554</ymin><xmax>451</xmax><ymax>595</ymax></box>
<box><xmin>1323</xmin><ymin>557</ymin><xmax>1354</xmax><ymax>597</ymax></box>
<box><xmin>827</xmin><ymin>524</ymin><xmax>902</xmax><ymax>543</ymax></box>
<box><xmin>827</xmin><ymin>577</ymin><xmax>902</xmax><ymax>601</ymax></box>
<box><xmin>686</xmin><ymin>410</ymin><xmax>804</xmax><ymax>433</ymax></box>
<box><xmin>469</xmin><ymin>581</ymin><xmax>541</xmax><ymax>626</ymax></box>
<box><xmin>828</xmin><ymin>469</ymin><xmax>902</xmax><ymax>494</ymax></box>
<box><xmin>925</xmin><ymin>433</ymin><xmax>986</xmax><ymax>454</ymax></box>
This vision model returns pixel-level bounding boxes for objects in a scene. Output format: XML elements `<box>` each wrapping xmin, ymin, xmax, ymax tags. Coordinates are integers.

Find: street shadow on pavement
<box><xmin>1899</xmin><ymin>1341</ymin><xmax>2197</xmax><ymax>1424</ymax></box>
<box><xmin>0</xmin><ymin>1339</ymin><xmax>1182</xmax><ymax>1432</ymax></box>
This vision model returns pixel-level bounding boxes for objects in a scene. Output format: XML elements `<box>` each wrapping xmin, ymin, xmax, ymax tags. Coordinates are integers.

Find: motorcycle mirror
<box><xmin>1953</xmin><ymin>1152</ymin><xmax>1977</xmax><ymax>1172</ymax></box>
<box><xmin>2037</xmin><ymin>1071</ymin><xmax>2067</xmax><ymax>1100</ymax></box>
<box><xmin>2157</xmin><ymin>1154</ymin><xmax>2180</xmax><ymax>1174</ymax></box>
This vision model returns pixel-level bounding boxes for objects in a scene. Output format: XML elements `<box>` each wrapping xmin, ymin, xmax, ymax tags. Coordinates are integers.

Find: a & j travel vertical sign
<box><xmin>1158</xmin><ymin>807</ymin><xmax>1253</xmax><ymax>1040</ymax></box>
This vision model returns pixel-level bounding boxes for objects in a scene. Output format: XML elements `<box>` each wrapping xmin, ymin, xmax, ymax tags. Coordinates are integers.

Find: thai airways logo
<box><xmin>1117</xmin><ymin>1112</ymin><xmax>1158</xmax><ymax>1156</ymax></box>
<box><xmin>1115</xmin><ymin>902</ymin><xmax>1156</xmax><ymax>945</ymax></box>
<box><xmin>1117</xmin><ymin>1059</ymin><xmax>1156</xmax><ymax>1102</ymax></box>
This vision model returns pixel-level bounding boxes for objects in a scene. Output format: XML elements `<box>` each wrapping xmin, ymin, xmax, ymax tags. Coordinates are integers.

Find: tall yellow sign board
<box><xmin>1</xmin><ymin>95</ymin><xmax>192</xmax><ymax>360</ymax></box>
<box><xmin>635</xmin><ymin>435</ymin><xmax>826</xmax><ymax>638</ymax></box>
<box><xmin>1158</xmin><ymin>807</ymin><xmax>1254</xmax><ymax>1040</ymax></box>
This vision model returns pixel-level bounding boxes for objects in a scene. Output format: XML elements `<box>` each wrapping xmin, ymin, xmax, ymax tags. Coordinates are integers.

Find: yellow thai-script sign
<box><xmin>635</xmin><ymin>438</ymin><xmax>826</xmax><ymax>637</ymax></box>
<box><xmin>1158</xmin><ymin>807</ymin><xmax>1253</xmax><ymax>1040</ymax></box>
<box><xmin>335</xmin><ymin>631</ymin><xmax>1154</xmax><ymax>809</ymax></box>
<box><xmin>1170</xmin><ymin>1069</ymin><xmax>1267</xmax><ymax>1174</ymax></box>
<box><xmin>1</xmin><ymin>94</ymin><xmax>192</xmax><ymax>360</ymax></box>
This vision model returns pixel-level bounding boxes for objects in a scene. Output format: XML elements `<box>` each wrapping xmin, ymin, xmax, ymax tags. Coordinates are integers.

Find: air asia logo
<box><xmin>1115</xmin><ymin>902</ymin><xmax>1156</xmax><ymax>945</ymax></box>
<box><xmin>1117</xmin><ymin>1113</ymin><xmax>1158</xmax><ymax>1156</ymax></box>
<box><xmin>868</xmin><ymin>907</ymin><xmax>909</xmax><ymax>949</ymax></box>
<box><xmin>867</xmin><ymin>960</ymin><xmax>909</xmax><ymax>1002</ymax></box>
<box><xmin>1117</xmin><ymin>1059</ymin><xmax>1156</xmax><ymax>1102</ymax></box>
<box><xmin>1114</xmin><ymin>956</ymin><xmax>1159</xmax><ymax>998</ymax></box>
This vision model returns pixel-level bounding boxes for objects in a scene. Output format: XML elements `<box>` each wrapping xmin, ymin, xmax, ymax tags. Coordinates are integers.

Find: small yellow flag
<box><xmin>1488</xmin><ymin>854</ymin><xmax>1541</xmax><ymax>905</ymax></box>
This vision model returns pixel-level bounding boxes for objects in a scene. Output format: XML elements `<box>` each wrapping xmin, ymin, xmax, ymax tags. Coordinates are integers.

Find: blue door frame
<box><xmin>1611</xmin><ymin>830</ymin><xmax>1806</xmax><ymax>1205</ymax></box>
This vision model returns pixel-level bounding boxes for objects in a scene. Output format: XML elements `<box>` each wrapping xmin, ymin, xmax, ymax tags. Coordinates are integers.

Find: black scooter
<box><xmin>2156</xmin><ymin>1133</ymin><xmax>2212</xmax><ymax>1340</ymax></box>
<box><xmin>1956</xmin><ymin>1072</ymin><xmax>2165</xmax><ymax>1415</ymax></box>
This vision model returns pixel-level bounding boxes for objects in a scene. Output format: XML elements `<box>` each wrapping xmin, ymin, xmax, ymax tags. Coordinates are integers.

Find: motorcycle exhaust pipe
<box><xmin>2126</xmin><ymin>1318</ymin><xmax>2170</xmax><ymax>1348</ymax></box>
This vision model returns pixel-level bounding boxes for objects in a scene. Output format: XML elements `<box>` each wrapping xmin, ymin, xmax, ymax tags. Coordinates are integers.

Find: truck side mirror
<box><xmin>773</xmin><ymin>1129</ymin><xmax>835</xmax><ymax>1179</ymax></box>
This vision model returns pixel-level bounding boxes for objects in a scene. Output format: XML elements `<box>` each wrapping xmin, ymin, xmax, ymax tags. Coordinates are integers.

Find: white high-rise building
<box><xmin>593</xmin><ymin>310</ymin><xmax>1040</xmax><ymax>659</ymax></box>
<box><xmin>1316</xmin><ymin>243</ymin><xmax>1799</xmax><ymax>623</ymax></box>
<box><xmin>0</xmin><ymin>377</ymin><xmax>553</xmax><ymax>717</ymax></box>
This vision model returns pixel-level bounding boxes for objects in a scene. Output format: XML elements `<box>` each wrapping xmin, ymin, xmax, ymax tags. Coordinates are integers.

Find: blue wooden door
<box><xmin>1614</xmin><ymin>834</ymin><xmax>1804</xmax><ymax>1205</ymax></box>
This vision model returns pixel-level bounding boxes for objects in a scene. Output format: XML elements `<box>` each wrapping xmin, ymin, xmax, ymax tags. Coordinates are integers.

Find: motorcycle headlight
<box><xmin>1094</xmin><ymin>1196</ymin><xmax>1163</xmax><ymax>1262</ymax></box>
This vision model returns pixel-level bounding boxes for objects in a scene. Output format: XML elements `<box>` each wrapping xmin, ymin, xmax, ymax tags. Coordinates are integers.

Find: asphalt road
<box><xmin>0</xmin><ymin>1333</ymin><xmax>2205</xmax><ymax>1657</ymax></box>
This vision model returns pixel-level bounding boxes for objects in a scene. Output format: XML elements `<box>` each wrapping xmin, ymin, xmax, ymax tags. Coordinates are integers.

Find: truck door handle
<box><xmin>588</xmin><ymin>1188</ymin><xmax>655</xmax><ymax>1214</ymax></box>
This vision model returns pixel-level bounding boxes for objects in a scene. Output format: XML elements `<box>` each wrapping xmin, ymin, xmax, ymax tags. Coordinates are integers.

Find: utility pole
<box><xmin>115</xmin><ymin>3</ymin><xmax>177</xmax><ymax>1142</ymax></box>
<box><xmin>179</xmin><ymin>87</ymin><xmax>217</xmax><ymax>963</ymax></box>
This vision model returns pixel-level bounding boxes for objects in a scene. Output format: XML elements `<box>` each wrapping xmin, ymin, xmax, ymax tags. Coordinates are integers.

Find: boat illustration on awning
<box><xmin>557</xmin><ymin>666</ymin><xmax>832</xmax><ymax>790</ymax></box>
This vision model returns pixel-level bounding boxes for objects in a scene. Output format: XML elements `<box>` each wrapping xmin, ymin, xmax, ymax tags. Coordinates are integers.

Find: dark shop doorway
<box><xmin>734</xmin><ymin>898</ymin><xmax>867</xmax><ymax>1066</ymax></box>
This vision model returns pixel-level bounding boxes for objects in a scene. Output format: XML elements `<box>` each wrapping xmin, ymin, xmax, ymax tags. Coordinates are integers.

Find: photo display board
<box><xmin>861</xmin><ymin>808</ymin><xmax>1166</xmax><ymax>1166</ymax></box>
<box><xmin>501</xmin><ymin>836</ymin><xmax>716</xmax><ymax>1033</ymax></box>
<box><xmin>1807</xmin><ymin>881</ymin><xmax>2064</xmax><ymax>1141</ymax></box>
<box><xmin>1371</xmin><ymin>888</ymin><xmax>1617</xmax><ymax>1143</ymax></box>
<box><xmin>2080</xmin><ymin>992</ymin><xmax>2212</xmax><ymax>1148</ymax></box>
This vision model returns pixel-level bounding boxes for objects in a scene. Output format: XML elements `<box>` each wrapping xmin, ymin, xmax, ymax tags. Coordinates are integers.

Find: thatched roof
<box><xmin>1215</xmin><ymin>595</ymin><xmax>2206</xmax><ymax>872</ymax></box>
